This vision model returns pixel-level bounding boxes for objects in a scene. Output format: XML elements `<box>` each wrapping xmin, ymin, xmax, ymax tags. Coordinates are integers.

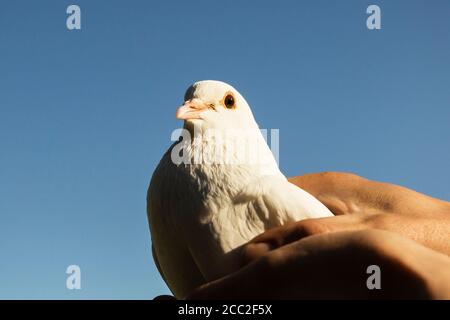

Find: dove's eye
<box><xmin>223</xmin><ymin>93</ymin><xmax>236</xmax><ymax>109</ymax></box>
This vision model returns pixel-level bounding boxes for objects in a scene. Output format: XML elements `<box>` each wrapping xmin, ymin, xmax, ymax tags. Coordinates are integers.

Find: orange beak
<box><xmin>176</xmin><ymin>100</ymin><xmax>208</xmax><ymax>120</ymax></box>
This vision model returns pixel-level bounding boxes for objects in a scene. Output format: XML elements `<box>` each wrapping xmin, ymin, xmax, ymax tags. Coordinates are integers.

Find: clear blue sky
<box><xmin>0</xmin><ymin>0</ymin><xmax>449</xmax><ymax>299</ymax></box>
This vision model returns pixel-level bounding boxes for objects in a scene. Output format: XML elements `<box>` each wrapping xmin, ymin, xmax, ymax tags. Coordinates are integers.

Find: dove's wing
<box><xmin>147</xmin><ymin>146</ymin><xmax>205</xmax><ymax>299</ymax></box>
<box><xmin>234</xmin><ymin>175</ymin><xmax>334</xmax><ymax>225</ymax></box>
<box><xmin>186</xmin><ymin>174</ymin><xmax>334</xmax><ymax>282</ymax></box>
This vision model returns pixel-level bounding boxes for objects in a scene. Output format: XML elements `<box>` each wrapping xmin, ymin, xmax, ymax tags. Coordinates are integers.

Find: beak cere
<box><xmin>176</xmin><ymin>100</ymin><xmax>208</xmax><ymax>120</ymax></box>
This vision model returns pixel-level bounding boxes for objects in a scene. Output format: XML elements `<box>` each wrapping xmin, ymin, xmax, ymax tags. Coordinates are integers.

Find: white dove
<box><xmin>147</xmin><ymin>80</ymin><xmax>333</xmax><ymax>298</ymax></box>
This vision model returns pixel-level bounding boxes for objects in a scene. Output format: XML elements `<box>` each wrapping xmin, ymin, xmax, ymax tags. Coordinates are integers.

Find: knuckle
<box><xmin>296</xmin><ymin>219</ymin><xmax>330</xmax><ymax>237</ymax></box>
<box><xmin>364</xmin><ymin>213</ymin><xmax>394</xmax><ymax>230</ymax></box>
<box><xmin>240</xmin><ymin>243</ymin><xmax>270</xmax><ymax>265</ymax></box>
<box><xmin>319</xmin><ymin>171</ymin><xmax>365</xmax><ymax>183</ymax></box>
<box><xmin>263</xmin><ymin>249</ymin><xmax>284</xmax><ymax>269</ymax></box>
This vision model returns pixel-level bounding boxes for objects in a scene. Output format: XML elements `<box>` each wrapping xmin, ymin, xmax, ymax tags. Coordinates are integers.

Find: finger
<box><xmin>242</xmin><ymin>214</ymin><xmax>370</xmax><ymax>264</ymax></box>
<box><xmin>189</xmin><ymin>230</ymin><xmax>433</xmax><ymax>299</ymax></box>
<box><xmin>250</xmin><ymin>214</ymin><xmax>367</xmax><ymax>247</ymax></box>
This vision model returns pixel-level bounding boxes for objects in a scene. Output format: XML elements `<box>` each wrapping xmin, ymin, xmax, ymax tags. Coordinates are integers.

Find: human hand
<box><xmin>284</xmin><ymin>172</ymin><xmax>450</xmax><ymax>255</ymax></box>
<box><xmin>187</xmin><ymin>229</ymin><xmax>450</xmax><ymax>299</ymax></box>
<box><xmin>186</xmin><ymin>172</ymin><xmax>450</xmax><ymax>299</ymax></box>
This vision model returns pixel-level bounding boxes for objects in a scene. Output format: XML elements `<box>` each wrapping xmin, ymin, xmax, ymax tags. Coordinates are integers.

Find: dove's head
<box><xmin>177</xmin><ymin>80</ymin><xmax>258</xmax><ymax>131</ymax></box>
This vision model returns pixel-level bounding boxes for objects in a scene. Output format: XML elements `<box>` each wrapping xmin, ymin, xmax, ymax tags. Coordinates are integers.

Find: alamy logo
<box><xmin>366</xmin><ymin>5</ymin><xmax>381</xmax><ymax>30</ymax></box>
<box><xmin>66</xmin><ymin>265</ymin><xmax>81</xmax><ymax>290</ymax></box>
<box><xmin>366</xmin><ymin>265</ymin><xmax>381</xmax><ymax>290</ymax></box>
<box><xmin>66</xmin><ymin>5</ymin><xmax>81</xmax><ymax>30</ymax></box>
<box><xmin>170</xmin><ymin>128</ymin><xmax>280</xmax><ymax>166</ymax></box>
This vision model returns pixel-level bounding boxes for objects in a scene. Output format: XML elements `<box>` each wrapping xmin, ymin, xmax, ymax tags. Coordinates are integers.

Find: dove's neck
<box><xmin>185</xmin><ymin>126</ymin><xmax>283</xmax><ymax>178</ymax></box>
